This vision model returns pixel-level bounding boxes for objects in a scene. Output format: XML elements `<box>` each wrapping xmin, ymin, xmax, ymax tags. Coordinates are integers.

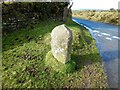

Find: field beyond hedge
<box><xmin>72</xmin><ymin>10</ymin><xmax>119</xmax><ymax>26</ymax></box>
<box><xmin>2</xmin><ymin>19</ymin><xmax>108</xmax><ymax>88</ymax></box>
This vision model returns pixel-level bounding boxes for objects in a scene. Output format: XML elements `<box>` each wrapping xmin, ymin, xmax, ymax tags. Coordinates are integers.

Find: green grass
<box><xmin>45</xmin><ymin>51</ymin><xmax>76</xmax><ymax>73</ymax></box>
<box><xmin>2</xmin><ymin>19</ymin><xmax>108</xmax><ymax>88</ymax></box>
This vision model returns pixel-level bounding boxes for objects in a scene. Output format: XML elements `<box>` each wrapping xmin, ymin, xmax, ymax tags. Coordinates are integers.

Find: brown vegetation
<box><xmin>72</xmin><ymin>10</ymin><xmax>120</xmax><ymax>26</ymax></box>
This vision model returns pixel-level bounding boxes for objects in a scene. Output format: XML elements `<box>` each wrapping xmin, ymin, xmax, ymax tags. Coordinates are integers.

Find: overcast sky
<box><xmin>71</xmin><ymin>0</ymin><xmax>120</xmax><ymax>10</ymax></box>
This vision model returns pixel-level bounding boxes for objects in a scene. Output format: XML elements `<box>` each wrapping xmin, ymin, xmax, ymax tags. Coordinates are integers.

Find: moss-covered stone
<box><xmin>45</xmin><ymin>51</ymin><xmax>76</xmax><ymax>73</ymax></box>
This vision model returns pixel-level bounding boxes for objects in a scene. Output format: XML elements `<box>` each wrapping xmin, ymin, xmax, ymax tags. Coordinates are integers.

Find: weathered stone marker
<box><xmin>51</xmin><ymin>24</ymin><xmax>72</xmax><ymax>64</ymax></box>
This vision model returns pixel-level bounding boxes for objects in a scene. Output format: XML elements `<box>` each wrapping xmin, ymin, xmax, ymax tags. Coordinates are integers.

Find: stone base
<box><xmin>45</xmin><ymin>51</ymin><xmax>76</xmax><ymax>73</ymax></box>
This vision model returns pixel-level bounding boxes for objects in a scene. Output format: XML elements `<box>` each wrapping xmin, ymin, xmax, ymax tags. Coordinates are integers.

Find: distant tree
<box><xmin>92</xmin><ymin>10</ymin><xmax>96</xmax><ymax>12</ymax></box>
<box><xmin>110</xmin><ymin>8</ymin><xmax>116</xmax><ymax>12</ymax></box>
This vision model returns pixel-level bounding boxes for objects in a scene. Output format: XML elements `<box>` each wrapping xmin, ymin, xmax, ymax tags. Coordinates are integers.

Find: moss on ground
<box><xmin>2</xmin><ymin>19</ymin><xmax>108</xmax><ymax>88</ymax></box>
<box><xmin>45</xmin><ymin>51</ymin><xmax>76</xmax><ymax>73</ymax></box>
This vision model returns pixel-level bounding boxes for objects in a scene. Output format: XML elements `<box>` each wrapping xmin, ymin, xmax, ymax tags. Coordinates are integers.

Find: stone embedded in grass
<box><xmin>51</xmin><ymin>24</ymin><xmax>72</xmax><ymax>64</ymax></box>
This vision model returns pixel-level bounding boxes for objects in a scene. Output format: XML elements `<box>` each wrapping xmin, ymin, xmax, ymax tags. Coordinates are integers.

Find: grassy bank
<box><xmin>2</xmin><ymin>19</ymin><xmax>108</xmax><ymax>88</ymax></box>
<box><xmin>72</xmin><ymin>10</ymin><xmax>119</xmax><ymax>26</ymax></box>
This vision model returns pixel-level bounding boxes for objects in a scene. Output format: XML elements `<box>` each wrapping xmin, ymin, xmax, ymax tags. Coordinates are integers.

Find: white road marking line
<box><xmin>97</xmin><ymin>34</ymin><xmax>102</xmax><ymax>37</ymax></box>
<box><xmin>72</xmin><ymin>19</ymin><xmax>76</xmax><ymax>22</ymax></box>
<box><xmin>101</xmin><ymin>33</ymin><xmax>110</xmax><ymax>36</ymax></box>
<box><xmin>72</xmin><ymin>19</ymin><xmax>80</xmax><ymax>25</ymax></box>
<box><xmin>112</xmin><ymin>36</ymin><xmax>120</xmax><ymax>40</ymax></box>
<box><xmin>93</xmin><ymin>30</ymin><xmax>100</xmax><ymax>33</ymax></box>
<box><xmin>83</xmin><ymin>26</ymin><xmax>92</xmax><ymax>30</ymax></box>
<box><xmin>105</xmin><ymin>37</ymin><xmax>112</xmax><ymax>40</ymax></box>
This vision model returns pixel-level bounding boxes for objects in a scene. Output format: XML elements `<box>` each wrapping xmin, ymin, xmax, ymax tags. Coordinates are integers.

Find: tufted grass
<box><xmin>2</xmin><ymin>19</ymin><xmax>108</xmax><ymax>88</ymax></box>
